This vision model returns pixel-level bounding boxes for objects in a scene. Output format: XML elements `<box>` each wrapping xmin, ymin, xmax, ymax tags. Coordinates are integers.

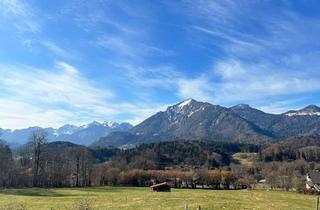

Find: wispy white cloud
<box><xmin>0</xmin><ymin>98</ymin><xmax>74</xmax><ymax>129</ymax></box>
<box><xmin>56</xmin><ymin>61</ymin><xmax>78</xmax><ymax>75</ymax></box>
<box><xmin>0</xmin><ymin>0</ymin><xmax>30</xmax><ymax>16</ymax></box>
<box><xmin>0</xmin><ymin>63</ymin><xmax>113</xmax><ymax>107</ymax></box>
<box><xmin>20</xmin><ymin>40</ymin><xmax>78</xmax><ymax>60</ymax></box>
<box><xmin>174</xmin><ymin>58</ymin><xmax>320</xmax><ymax>111</ymax></box>
<box><xmin>256</xmin><ymin>98</ymin><xmax>308</xmax><ymax>114</ymax></box>
<box><xmin>180</xmin><ymin>0</ymin><xmax>320</xmax><ymax>58</ymax></box>
<box><xmin>1</xmin><ymin>0</ymin><xmax>320</xmax><ymax>128</ymax></box>
<box><xmin>0</xmin><ymin>62</ymin><xmax>171</xmax><ymax>128</ymax></box>
<box><xmin>0</xmin><ymin>62</ymin><xmax>111</xmax><ymax>128</ymax></box>
<box><xmin>0</xmin><ymin>0</ymin><xmax>40</xmax><ymax>32</ymax></box>
<box><xmin>162</xmin><ymin>0</ymin><xmax>320</xmax><ymax>112</ymax></box>
<box><xmin>0</xmin><ymin>0</ymin><xmax>176</xmax><ymax>129</ymax></box>
<box><xmin>213</xmin><ymin>59</ymin><xmax>320</xmax><ymax>101</ymax></box>
<box><xmin>41</xmin><ymin>41</ymin><xmax>74</xmax><ymax>59</ymax></box>
<box><xmin>177</xmin><ymin>76</ymin><xmax>213</xmax><ymax>102</ymax></box>
<box><xmin>111</xmin><ymin>63</ymin><xmax>181</xmax><ymax>90</ymax></box>
<box><xmin>97</xmin><ymin>35</ymin><xmax>174</xmax><ymax>60</ymax></box>
<box><xmin>62</xmin><ymin>0</ymin><xmax>152</xmax><ymax>32</ymax></box>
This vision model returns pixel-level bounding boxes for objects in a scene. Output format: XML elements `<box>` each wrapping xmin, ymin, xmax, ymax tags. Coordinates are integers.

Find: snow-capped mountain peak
<box><xmin>165</xmin><ymin>99</ymin><xmax>208</xmax><ymax>122</ymax></box>
<box><xmin>234</xmin><ymin>104</ymin><xmax>251</xmax><ymax>109</ymax></box>
<box><xmin>103</xmin><ymin>121</ymin><xmax>119</xmax><ymax>128</ymax></box>
<box><xmin>80</xmin><ymin>121</ymin><xmax>101</xmax><ymax>129</ymax></box>
<box><xmin>285</xmin><ymin>105</ymin><xmax>320</xmax><ymax>116</ymax></box>
<box><xmin>89</xmin><ymin>121</ymin><xmax>101</xmax><ymax>126</ymax></box>
<box><xmin>168</xmin><ymin>99</ymin><xmax>193</xmax><ymax>116</ymax></box>
<box><xmin>286</xmin><ymin>112</ymin><xmax>320</xmax><ymax>117</ymax></box>
<box><xmin>57</xmin><ymin>124</ymin><xmax>80</xmax><ymax>135</ymax></box>
<box><xmin>0</xmin><ymin>121</ymin><xmax>133</xmax><ymax>146</ymax></box>
<box><xmin>178</xmin><ymin>98</ymin><xmax>194</xmax><ymax>108</ymax></box>
<box><xmin>169</xmin><ymin>99</ymin><xmax>197</xmax><ymax>111</ymax></box>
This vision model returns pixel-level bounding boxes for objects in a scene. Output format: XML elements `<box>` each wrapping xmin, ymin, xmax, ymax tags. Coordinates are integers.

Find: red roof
<box><xmin>150</xmin><ymin>182</ymin><xmax>170</xmax><ymax>188</ymax></box>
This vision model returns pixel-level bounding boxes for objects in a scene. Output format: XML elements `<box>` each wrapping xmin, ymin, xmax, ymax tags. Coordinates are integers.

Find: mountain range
<box><xmin>1</xmin><ymin>99</ymin><xmax>320</xmax><ymax>148</ymax></box>
<box><xmin>0</xmin><ymin>121</ymin><xmax>133</xmax><ymax>146</ymax></box>
<box><xmin>93</xmin><ymin>99</ymin><xmax>320</xmax><ymax>147</ymax></box>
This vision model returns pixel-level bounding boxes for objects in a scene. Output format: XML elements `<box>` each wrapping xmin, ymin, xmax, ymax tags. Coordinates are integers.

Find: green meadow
<box><xmin>0</xmin><ymin>187</ymin><xmax>316</xmax><ymax>210</ymax></box>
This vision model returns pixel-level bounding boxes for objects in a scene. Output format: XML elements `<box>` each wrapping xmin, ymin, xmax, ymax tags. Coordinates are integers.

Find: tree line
<box><xmin>0</xmin><ymin>132</ymin><xmax>320</xmax><ymax>192</ymax></box>
<box><xmin>0</xmin><ymin>130</ymin><xmax>93</xmax><ymax>187</ymax></box>
<box><xmin>260</xmin><ymin>135</ymin><xmax>320</xmax><ymax>162</ymax></box>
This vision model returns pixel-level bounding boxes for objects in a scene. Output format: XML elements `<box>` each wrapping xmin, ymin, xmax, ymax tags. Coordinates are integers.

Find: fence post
<box><xmin>197</xmin><ymin>205</ymin><xmax>201</xmax><ymax>210</ymax></box>
<box><xmin>185</xmin><ymin>204</ymin><xmax>189</xmax><ymax>210</ymax></box>
<box><xmin>317</xmin><ymin>195</ymin><xmax>319</xmax><ymax>210</ymax></box>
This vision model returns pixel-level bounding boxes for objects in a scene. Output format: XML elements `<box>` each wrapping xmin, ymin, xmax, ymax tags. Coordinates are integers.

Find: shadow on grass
<box><xmin>0</xmin><ymin>186</ymin><xmax>143</xmax><ymax>197</ymax></box>
<box><xmin>0</xmin><ymin>188</ymin><xmax>79</xmax><ymax>197</ymax></box>
<box><xmin>78</xmin><ymin>186</ymin><xmax>143</xmax><ymax>193</ymax></box>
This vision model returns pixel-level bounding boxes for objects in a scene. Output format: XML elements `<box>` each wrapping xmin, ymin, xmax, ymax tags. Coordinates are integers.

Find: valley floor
<box><xmin>0</xmin><ymin>187</ymin><xmax>315</xmax><ymax>210</ymax></box>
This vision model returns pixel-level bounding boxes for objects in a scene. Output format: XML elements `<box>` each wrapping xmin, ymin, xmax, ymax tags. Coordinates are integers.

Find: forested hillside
<box><xmin>0</xmin><ymin>132</ymin><xmax>259</xmax><ymax>188</ymax></box>
<box><xmin>261</xmin><ymin>135</ymin><xmax>320</xmax><ymax>162</ymax></box>
<box><xmin>93</xmin><ymin>141</ymin><xmax>259</xmax><ymax>170</ymax></box>
<box><xmin>1</xmin><ymin>133</ymin><xmax>320</xmax><ymax>191</ymax></box>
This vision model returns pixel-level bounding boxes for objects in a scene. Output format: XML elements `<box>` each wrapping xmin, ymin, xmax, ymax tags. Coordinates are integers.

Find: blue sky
<box><xmin>1</xmin><ymin>0</ymin><xmax>320</xmax><ymax>129</ymax></box>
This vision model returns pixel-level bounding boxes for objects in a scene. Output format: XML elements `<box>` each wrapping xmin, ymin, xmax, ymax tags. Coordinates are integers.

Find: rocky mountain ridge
<box><xmin>0</xmin><ymin>121</ymin><xmax>133</xmax><ymax>146</ymax></box>
<box><xmin>93</xmin><ymin>99</ymin><xmax>320</xmax><ymax>147</ymax></box>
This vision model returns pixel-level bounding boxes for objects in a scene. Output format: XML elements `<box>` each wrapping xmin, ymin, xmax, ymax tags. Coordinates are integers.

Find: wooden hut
<box><xmin>306</xmin><ymin>171</ymin><xmax>320</xmax><ymax>190</ymax></box>
<box><xmin>150</xmin><ymin>182</ymin><xmax>171</xmax><ymax>192</ymax></box>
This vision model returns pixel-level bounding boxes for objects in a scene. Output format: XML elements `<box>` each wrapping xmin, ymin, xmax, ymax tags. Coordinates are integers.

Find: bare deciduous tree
<box><xmin>29</xmin><ymin>129</ymin><xmax>48</xmax><ymax>187</ymax></box>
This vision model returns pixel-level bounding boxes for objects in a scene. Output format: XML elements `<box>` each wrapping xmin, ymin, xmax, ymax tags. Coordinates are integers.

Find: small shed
<box><xmin>150</xmin><ymin>182</ymin><xmax>171</xmax><ymax>192</ymax></box>
<box><xmin>306</xmin><ymin>171</ymin><xmax>320</xmax><ymax>191</ymax></box>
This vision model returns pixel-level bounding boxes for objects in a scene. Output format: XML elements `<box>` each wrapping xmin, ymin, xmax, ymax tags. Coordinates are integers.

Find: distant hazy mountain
<box><xmin>285</xmin><ymin>105</ymin><xmax>320</xmax><ymax>116</ymax></box>
<box><xmin>0</xmin><ymin>126</ymin><xmax>43</xmax><ymax>145</ymax></box>
<box><xmin>230</xmin><ymin>104</ymin><xmax>282</xmax><ymax>130</ymax></box>
<box><xmin>93</xmin><ymin>99</ymin><xmax>274</xmax><ymax>147</ymax></box>
<box><xmin>63</xmin><ymin>121</ymin><xmax>133</xmax><ymax>145</ymax></box>
<box><xmin>232</xmin><ymin>104</ymin><xmax>320</xmax><ymax>138</ymax></box>
<box><xmin>0</xmin><ymin>138</ymin><xmax>7</xmax><ymax>145</ymax></box>
<box><xmin>0</xmin><ymin>121</ymin><xmax>133</xmax><ymax>146</ymax></box>
<box><xmin>57</xmin><ymin>124</ymin><xmax>80</xmax><ymax>135</ymax></box>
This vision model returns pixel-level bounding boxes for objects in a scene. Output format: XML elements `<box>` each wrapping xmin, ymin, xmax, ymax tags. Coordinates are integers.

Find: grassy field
<box><xmin>0</xmin><ymin>187</ymin><xmax>316</xmax><ymax>210</ymax></box>
<box><xmin>232</xmin><ymin>152</ymin><xmax>258</xmax><ymax>166</ymax></box>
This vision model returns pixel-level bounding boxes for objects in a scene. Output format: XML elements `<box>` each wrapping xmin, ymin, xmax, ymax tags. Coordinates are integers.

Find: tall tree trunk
<box><xmin>76</xmin><ymin>156</ymin><xmax>80</xmax><ymax>187</ymax></box>
<box><xmin>33</xmin><ymin>144</ymin><xmax>41</xmax><ymax>187</ymax></box>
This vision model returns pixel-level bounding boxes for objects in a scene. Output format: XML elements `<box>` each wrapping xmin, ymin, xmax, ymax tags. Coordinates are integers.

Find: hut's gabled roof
<box><xmin>309</xmin><ymin>171</ymin><xmax>320</xmax><ymax>184</ymax></box>
<box><xmin>150</xmin><ymin>182</ymin><xmax>170</xmax><ymax>188</ymax></box>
